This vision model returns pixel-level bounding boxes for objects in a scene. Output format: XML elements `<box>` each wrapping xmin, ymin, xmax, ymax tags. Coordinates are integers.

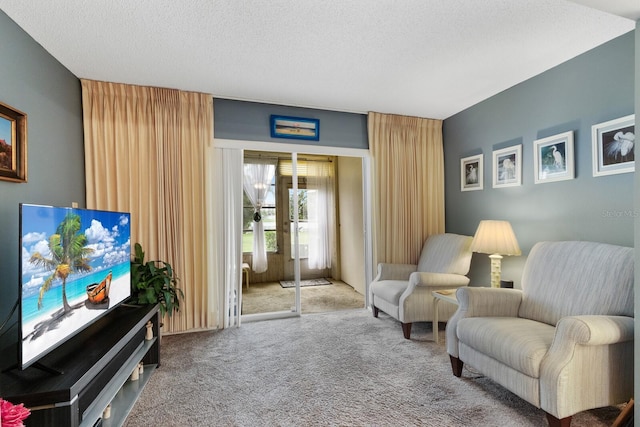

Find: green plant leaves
<box><xmin>130</xmin><ymin>243</ymin><xmax>183</xmax><ymax>317</ymax></box>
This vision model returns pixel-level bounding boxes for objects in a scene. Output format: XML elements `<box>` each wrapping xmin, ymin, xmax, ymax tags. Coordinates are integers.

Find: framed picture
<box><xmin>270</xmin><ymin>115</ymin><xmax>320</xmax><ymax>141</ymax></box>
<box><xmin>592</xmin><ymin>114</ymin><xmax>635</xmax><ymax>177</ymax></box>
<box><xmin>0</xmin><ymin>101</ymin><xmax>27</xmax><ymax>183</ymax></box>
<box><xmin>492</xmin><ymin>145</ymin><xmax>521</xmax><ymax>188</ymax></box>
<box><xmin>533</xmin><ymin>131</ymin><xmax>574</xmax><ymax>184</ymax></box>
<box><xmin>460</xmin><ymin>154</ymin><xmax>483</xmax><ymax>191</ymax></box>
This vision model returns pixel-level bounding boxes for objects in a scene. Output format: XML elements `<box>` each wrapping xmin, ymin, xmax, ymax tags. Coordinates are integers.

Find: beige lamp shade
<box><xmin>470</xmin><ymin>220</ymin><xmax>521</xmax><ymax>256</ymax></box>
<box><xmin>471</xmin><ymin>220</ymin><xmax>521</xmax><ymax>288</ymax></box>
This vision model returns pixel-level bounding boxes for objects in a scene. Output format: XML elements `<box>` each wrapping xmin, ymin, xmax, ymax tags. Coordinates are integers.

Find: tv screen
<box><xmin>19</xmin><ymin>204</ymin><xmax>131</xmax><ymax>370</ymax></box>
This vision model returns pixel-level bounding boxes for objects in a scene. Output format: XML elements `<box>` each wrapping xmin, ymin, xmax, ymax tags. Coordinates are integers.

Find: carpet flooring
<box><xmin>124</xmin><ymin>309</ymin><xmax>623</xmax><ymax>427</ymax></box>
<box><xmin>241</xmin><ymin>280</ymin><xmax>364</xmax><ymax>315</ymax></box>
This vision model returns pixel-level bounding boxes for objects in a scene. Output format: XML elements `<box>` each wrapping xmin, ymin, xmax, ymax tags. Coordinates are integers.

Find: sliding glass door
<box><xmin>239</xmin><ymin>152</ymin><xmax>303</xmax><ymax>321</ymax></box>
<box><xmin>242</xmin><ymin>152</ymin><xmax>342</xmax><ymax>319</ymax></box>
<box><xmin>214</xmin><ymin>138</ymin><xmax>374</xmax><ymax>325</ymax></box>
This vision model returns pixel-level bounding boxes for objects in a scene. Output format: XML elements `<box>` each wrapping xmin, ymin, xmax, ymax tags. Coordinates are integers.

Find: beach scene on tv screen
<box><xmin>20</xmin><ymin>204</ymin><xmax>131</xmax><ymax>367</ymax></box>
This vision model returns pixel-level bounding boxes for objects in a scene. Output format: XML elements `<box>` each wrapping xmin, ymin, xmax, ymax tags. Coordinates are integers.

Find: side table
<box><xmin>242</xmin><ymin>263</ymin><xmax>250</xmax><ymax>289</ymax></box>
<box><xmin>431</xmin><ymin>289</ymin><xmax>459</xmax><ymax>344</ymax></box>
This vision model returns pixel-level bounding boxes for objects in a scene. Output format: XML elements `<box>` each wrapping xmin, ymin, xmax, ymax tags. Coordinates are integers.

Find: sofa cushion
<box><xmin>371</xmin><ymin>280</ymin><xmax>407</xmax><ymax>305</ymax></box>
<box><xmin>457</xmin><ymin>317</ymin><xmax>555</xmax><ymax>378</ymax></box>
<box><xmin>518</xmin><ymin>241</ymin><xmax>634</xmax><ymax>326</ymax></box>
<box><xmin>417</xmin><ymin>233</ymin><xmax>473</xmax><ymax>275</ymax></box>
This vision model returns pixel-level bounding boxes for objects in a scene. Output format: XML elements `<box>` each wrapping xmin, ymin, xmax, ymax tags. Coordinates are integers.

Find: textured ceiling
<box><xmin>0</xmin><ymin>0</ymin><xmax>637</xmax><ymax>119</ymax></box>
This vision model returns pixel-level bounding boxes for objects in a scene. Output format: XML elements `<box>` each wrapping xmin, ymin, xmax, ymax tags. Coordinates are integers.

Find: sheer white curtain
<box><xmin>212</xmin><ymin>147</ymin><xmax>243</xmax><ymax>328</ymax></box>
<box><xmin>307</xmin><ymin>161</ymin><xmax>334</xmax><ymax>270</ymax></box>
<box><xmin>243</xmin><ymin>160</ymin><xmax>276</xmax><ymax>273</ymax></box>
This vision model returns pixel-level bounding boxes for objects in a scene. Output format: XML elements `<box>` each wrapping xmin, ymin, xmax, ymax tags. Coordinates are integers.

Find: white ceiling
<box><xmin>0</xmin><ymin>1</ymin><xmax>637</xmax><ymax>119</ymax></box>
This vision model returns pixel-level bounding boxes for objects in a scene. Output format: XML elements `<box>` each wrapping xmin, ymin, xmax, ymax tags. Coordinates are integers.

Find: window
<box><xmin>242</xmin><ymin>175</ymin><xmax>277</xmax><ymax>253</ymax></box>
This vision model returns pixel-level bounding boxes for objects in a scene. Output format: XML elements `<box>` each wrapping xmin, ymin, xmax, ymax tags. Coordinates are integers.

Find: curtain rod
<box><xmin>244</xmin><ymin>153</ymin><xmax>333</xmax><ymax>163</ymax></box>
<box><xmin>282</xmin><ymin>158</ymin><xmax>333</xmax><ymax>163</ymax></box>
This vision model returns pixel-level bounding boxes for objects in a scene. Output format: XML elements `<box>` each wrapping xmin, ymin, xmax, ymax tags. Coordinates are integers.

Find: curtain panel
<box><xmin>307</xmin><ymin>161</ymin><xmax>335</xmax><ymax>270</ymax></box>
<box><xmin>368</xmin><ymin>112</ymin><xmax>445</xmax><ymax>266</ymax></box>
<box><xmin>81</xmin><ymin>79</ymin><xmax>215</xmax><ymax>333</ymax></box>
<box><xmin>242</xmin><ymin>160</ymin><xmax>277</xmax><ymax>273</ymax></box>
<box><xmin>211</xmin><ymin>148</ymin><xmax>244</xmax><ymax>328</ymax></box>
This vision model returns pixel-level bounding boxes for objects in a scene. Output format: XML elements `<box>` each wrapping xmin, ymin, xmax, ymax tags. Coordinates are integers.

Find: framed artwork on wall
<box><xmin>592</xmin><ymin>114</ymin><xmax>635</xmax><ymax>177</ymax></box>
<box><xmin>270</xmin><ymin>115</ymin><xmax>320</xmax><ymax>141</ymax></box>
<box><xmin>460</xmin><ymin>154</ymin><xmax>483</xmax><ymax>192</ymax></box>
<box><xmin>533</xmin><ymin>131</ymin><xmax>574</xmax><ymax>184</ymax></box>
<box><xmin>492</xmin><ymin>145</ymin><xmax>521</xmax><ymax>188</ymax></box>
<box><xmin>0</xmin><ymin>101</ymin><xmax>27</xmax><ymax>183</ymax></box>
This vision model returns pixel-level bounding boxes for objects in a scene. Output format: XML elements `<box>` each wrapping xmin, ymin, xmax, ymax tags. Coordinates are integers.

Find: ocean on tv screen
<box><xmin>19</xmin><ymin>204</ymin><xmax>131</xmax><ymax>368</ymax></box>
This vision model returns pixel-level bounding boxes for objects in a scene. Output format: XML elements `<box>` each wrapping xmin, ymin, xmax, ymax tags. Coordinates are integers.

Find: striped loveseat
<box><xmin>446</xmin><ymin>241</ymin><xmax>634</xmax><ymax>427</ymax></box>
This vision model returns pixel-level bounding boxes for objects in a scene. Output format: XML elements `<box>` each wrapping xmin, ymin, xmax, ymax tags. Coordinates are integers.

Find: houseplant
<box><xmin>130</xmin><ymin>243</ymin><xmax>184</xmax><ymax>317</ymax></box>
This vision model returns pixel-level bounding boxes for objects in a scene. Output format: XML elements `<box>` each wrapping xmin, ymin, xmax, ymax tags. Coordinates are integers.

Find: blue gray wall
<box><xmin>214</xmin><ymin>98</ymin><xmax>367</xmax><ymax>149</ymax></box>
<box><xmin>0</xmin><ymin>10</ymin><xmax>85</xmax><ymax>369</ymax></box>
<box><xmin>444</xmin><ymin>32</ymin><xmax>635</xmax><ymax>287</ymax></box>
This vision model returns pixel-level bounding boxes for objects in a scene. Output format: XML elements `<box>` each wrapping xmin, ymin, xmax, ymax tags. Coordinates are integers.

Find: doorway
<box><xmin>280</xmin><ymin>164</ymin><xmax>333</xmax><ymax>281</ymax></box>
<box><xmin>240</xmin><ymin>150</ymin><xmax>366</xmax><ymax>319</ymax></box>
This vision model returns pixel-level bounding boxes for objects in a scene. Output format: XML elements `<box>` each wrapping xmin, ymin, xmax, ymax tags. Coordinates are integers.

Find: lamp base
<box><xmin>489</xmin><ymin>254</ymin><xmax>503</xmax><ymax>288</ymax></box>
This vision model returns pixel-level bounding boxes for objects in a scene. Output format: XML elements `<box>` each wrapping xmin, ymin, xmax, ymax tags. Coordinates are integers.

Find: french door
<box><xmin>281</xmin><ymin>178</ymin><xmax>332</xmax><ymax>281</ymax></box>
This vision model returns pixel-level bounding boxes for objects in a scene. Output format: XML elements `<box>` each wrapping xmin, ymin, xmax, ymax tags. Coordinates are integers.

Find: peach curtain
<box><xmin>368</xmin><ymin>112</ymin><xmax>445</xmax><ymax>266</ymax></box>
<box><xmin>81</xmin><ymin>79</ymin><xmax>216</xmax><ymax>333</ymax></box>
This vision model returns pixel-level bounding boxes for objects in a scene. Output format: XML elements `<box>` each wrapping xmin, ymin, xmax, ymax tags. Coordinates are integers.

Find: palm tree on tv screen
<box><xmin>29</xmin><ymin>213</ymin><xmax>94</xmax><ymax>313</ymax></box>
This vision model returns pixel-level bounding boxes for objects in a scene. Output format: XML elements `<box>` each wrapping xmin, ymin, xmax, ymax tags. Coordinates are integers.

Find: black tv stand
<box><xmin>0</xmin><ymin>362</ymin><xmax>60</xmax><ymax>376</ymax></box>
<box><xmin>0</xmin><ymin>304</ymin><xmax>160</xmax><ymax>427</ymax></box>
<box><xmin>119</xmin><ymin>303</ymin><xmax>143</xmax><ymax>309</ymax></box>
<box><xmin>32</xmin><ymin>361</ymin><xmax>64</xmax><ymax>376</ymax></box>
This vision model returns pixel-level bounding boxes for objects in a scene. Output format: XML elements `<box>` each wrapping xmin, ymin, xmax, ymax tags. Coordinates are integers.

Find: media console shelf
<box><xmin>0</xmin><ymin>304</ymin><xmax>160</xmax><ymax>427</ymax></box>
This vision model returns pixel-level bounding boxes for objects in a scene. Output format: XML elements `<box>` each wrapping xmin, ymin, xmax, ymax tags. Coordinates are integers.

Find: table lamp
<box><xmin>470</xmin><ymin>220</ymin><xmax>521</xmax><ymax>288</ymax></box>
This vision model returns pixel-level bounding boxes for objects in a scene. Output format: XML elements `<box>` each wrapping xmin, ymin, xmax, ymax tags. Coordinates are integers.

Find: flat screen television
<box><xmin>19</xmin><ymin>204</ymin><xmax>131</xmax><ymax>370</ymax></box>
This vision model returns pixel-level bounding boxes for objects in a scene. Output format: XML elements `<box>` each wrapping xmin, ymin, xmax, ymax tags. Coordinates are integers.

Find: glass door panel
<box><xmin>289</xmin><ymin>188</ymin><xmax>310</xmax><ymax>259</ymax></box>
<box><xmin>241</xmin><ymin>152</ymin><xmax>300</xmax><ymax>320</ymax></box>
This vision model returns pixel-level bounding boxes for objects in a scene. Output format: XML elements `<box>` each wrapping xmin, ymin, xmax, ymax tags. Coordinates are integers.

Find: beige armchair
<box><xmin>370</xmin><ymin>233</ymin><xmax>473</xmax><ymax>339</ymax></box>
<box><xmin>446</xmin><ymin>241</ymin><xmax>634</xmax><ymax>427</ymax></box>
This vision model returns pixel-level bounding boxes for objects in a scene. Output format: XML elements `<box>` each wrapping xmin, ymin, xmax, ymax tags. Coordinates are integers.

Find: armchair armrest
<box><xmin>540</xmin><ymin>315</ymin><xmax>634</xmax><ymax>419</ymax></box>
<box><xmin>399</xmin><ymin>273</ymin><xmax>470</xmax><ymax>319</ymax></box>
<box><xmin>373</xmin><ymin>263</ymin><xmax>417</xmax><ymax>281</ymax></box>
<box><xmin>552</xmin><ymin>315</ymin><xmax>634</xmax><ymax>347</ymax></box>
<box><xmin>446</xmin><ymin>287</ymin><xmax>523</xmax><ymax>358</ymax></box>
<box><xmin>408</xmin><ymin>272</ymin><xmax>470</xmax><ymax>288</ymax></box>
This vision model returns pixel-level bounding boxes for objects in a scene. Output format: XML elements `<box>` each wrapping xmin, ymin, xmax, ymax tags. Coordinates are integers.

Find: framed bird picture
<box><xmin>533</xmin><ymin>131</ymin><xmax>574</xmax><ymax>184</ymax></box>
<box><xmin>592</xmin><ymin>114</ymin><xmax>635</xmax><ymax>177</ymax></box>
<box><xmin>460</xmin><ymin>153</ymin><xmax>483</xmax><ymax>192</ymax></box>
<box><xmin>492</xmin><ymin>144</ymin><xmax>522</xmax><ymax>188</ymax></box>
